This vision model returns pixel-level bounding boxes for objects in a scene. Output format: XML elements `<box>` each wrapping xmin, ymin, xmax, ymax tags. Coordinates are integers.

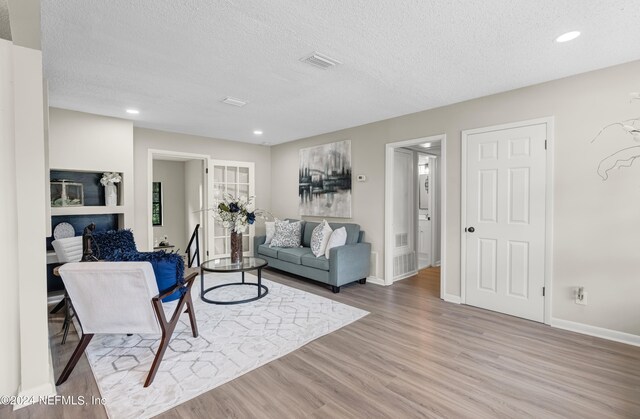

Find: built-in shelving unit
<box><xmin>46</xmin><ymin>108</ymin><xmax>135</xmax><ymax>293</ymax></box>
<box><xmin>51</xmin><ymin>205</ymin><xmax>126</xmax><ymax>216</ymax></box>
<box><xmin>47</xmin><ymin>169</ymin><xmax>130</xmax><ymax>271</ymax></box>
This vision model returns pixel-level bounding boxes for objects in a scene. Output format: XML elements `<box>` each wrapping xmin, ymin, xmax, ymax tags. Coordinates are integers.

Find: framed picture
<box><xmin>152</xmin><ymin>182</ymin><xmax>163</xmax><ymax>226</ymax></box>
<box><xmin>299</xmin><ymin>140</ymin><xmax>352</xmax><ymax>218</ymax></box>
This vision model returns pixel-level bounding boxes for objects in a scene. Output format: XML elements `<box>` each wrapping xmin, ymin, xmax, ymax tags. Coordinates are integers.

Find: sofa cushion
<box><xmin>301</xmin><ymin>253</ymin><xmax>330</xmax><ymax>271</ymax></box>
<box><xmin>277</xmin><ymin>247</ymin><xmax>313</xmax><ymax>264</ymax></box>
<box><xmin>257</xmin><ymin>244</ymin><xmax>279</xmax><ymax>258</ymax></box>
<box><xmin>328</xmin><ymin>223</ymin><xmax>361</xmax><ymax>245</ymax></box>
<box><xmin>270</xmin><ymin>220</ymin><xmax>302</xmax><ymax>248</ymax></box>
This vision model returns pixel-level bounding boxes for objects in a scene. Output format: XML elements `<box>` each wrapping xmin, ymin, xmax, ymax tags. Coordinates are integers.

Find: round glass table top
<box><xmin>201</xmin><ymin>257</ymin><xmax>267</xmax><ymax>272</ymax></box>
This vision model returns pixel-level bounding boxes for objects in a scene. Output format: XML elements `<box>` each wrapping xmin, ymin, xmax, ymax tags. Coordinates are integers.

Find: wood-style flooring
<box><xmin>3</xmin><ymin>267</ymin><xmax>640</xmax><ymax>418</ymax></box>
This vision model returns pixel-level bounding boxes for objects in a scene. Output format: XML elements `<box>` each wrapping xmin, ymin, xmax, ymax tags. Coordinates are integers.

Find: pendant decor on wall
<box><xmin>299</xmin><ymin>140</ymin><xmax>352</xmax><ymax>218</ymax></box>
<box><xmin>591</xmin><ymin>92</ymin><xmax>640</xmax><ymax>180</ymax></box>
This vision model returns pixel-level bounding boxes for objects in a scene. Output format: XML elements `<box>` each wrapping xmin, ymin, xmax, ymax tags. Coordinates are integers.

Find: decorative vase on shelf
<box><xmin>105</xmin><ymin>184</ymin><xmax>117</xmax><ymax>207</ymax></box>
<box><xmin>230</xmin><ymin>231</ymin><xmax>243</xmax><ymax>264</ymax></box>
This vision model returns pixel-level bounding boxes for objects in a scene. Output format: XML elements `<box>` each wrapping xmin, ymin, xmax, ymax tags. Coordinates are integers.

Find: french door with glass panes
<box><xmin>211</xmin><ymin>160</ymin><xmax>256</xmax><ymax>259</ymax></box>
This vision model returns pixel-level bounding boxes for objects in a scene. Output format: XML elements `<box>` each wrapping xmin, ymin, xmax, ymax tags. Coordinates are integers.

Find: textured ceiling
<box><xmin>41</xmin><ymin>1</ymin><xmax>640</xmax><ymax>145</ymax></box>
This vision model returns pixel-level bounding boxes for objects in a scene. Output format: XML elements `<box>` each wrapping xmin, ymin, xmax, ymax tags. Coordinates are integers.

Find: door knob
<box><xmin>467</xmin><ymin>227</ymin><xmax>475</xmax><ymax>233</ymax></box>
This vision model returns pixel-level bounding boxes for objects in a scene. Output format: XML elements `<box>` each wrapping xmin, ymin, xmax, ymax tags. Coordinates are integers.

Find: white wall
<box><xmin>0</xmin><ymin>38</ymin><xmax>55</xmax><ymax>401</ymax></box>
<box><xmin>133</xmin><ymin>127</ymin><xmax>271</xmax><ymax>251</ymax></box>
<box><xmin>0</xmin><ymin>38</ymin><xmax>21</xmax><ymax>399</ymax></box>
<box><xmin>271</xmin><ymin>60</ymin><xmax>640</xmax><ymax>336</ymax></box>
<box><xmin>185</xmin><ymin>159</ymin><xmax>204</xmax><ymax>261</ymax></box>
<box><xmin>48</xmin><ymin>108</ymin><xmax>135</xmax><ymax>229</ymax></box>
<box><xmin>152</xmin><ymin>160</ymin><xmax>186</xmax><ymax>251</ymax></box>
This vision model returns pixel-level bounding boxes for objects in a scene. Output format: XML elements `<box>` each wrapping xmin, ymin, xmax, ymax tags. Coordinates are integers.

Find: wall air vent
<box><xmin>221</xmin><ymin>97</ymin><xmax>247</xmax><ymax>107</ymax></box>
<box><xmin>300</xmin><ymin>52</ymin><xmax>342</xmax><ymax>70</ymax></box>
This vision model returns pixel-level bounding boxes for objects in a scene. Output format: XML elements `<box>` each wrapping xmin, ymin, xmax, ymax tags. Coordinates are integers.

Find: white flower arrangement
<box><xmin>213</xmin><ymin>193</ymin><xmax>265</xmax><ymax>234</ymax></box>
<box><xmin>100</xmin><ymin>172</ymin><xmax>122</xmax><ymax>186</ymax></box>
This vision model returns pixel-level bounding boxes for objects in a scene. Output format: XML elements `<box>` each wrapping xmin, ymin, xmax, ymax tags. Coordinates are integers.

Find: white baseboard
<box><xmin>551</xmin><ymin>317</ymin><xmax>640</xmax><ymax>347</ymax></box>
<box><xmin>13</xmin><ymin>381</ymin><xmax>57</xmax><ymax>410</ymax></box>
<box><xmin>443</xmin><ymin>293</ymin><xmax>461</xmax><ymax>304</ymax></box>
<box><xmin>393</xmin><ymin>270</ymin><xmax>418</xmax><ymax>283</ymax></box>
<box><xmin>366</xmin><ymin>276</ymin><xmax>386</xmax><ymax>286</ymax></box>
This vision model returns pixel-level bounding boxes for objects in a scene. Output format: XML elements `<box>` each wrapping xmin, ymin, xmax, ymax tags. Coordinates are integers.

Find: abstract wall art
<box><xmin>299</xmin><ymin>140</ymin><xmax>352</xmax><ymax>218</ymax></box>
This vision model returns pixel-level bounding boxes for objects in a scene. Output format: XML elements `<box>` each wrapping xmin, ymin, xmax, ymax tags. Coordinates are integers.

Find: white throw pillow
<box><xmin>310</xmin><ymin>220</ymin><xmax>333</xmax><ymax>257</ymax></box>
<box><xmin>270</xmin><ymin>220</ymin><xmax>302</xmax><ymax>248</ymax></box>
<box><xmin>324</xmin><ymin>226</ymin><xmax>347</xmax><ymax>259</ymax></box>
<box><xmin>264</xmin><ymin>221</ymin><xmax>278</xmax><ymax>245</ymax></box>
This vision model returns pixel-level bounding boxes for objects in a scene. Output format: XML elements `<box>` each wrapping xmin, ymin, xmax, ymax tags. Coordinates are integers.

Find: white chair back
<box><xmin>51</xmin><ymin>236</ymin><xmax>83</xmax><ymax>263</ymax></box>
<box><xmin>58</xmin><ymin>262</ymin><xmax>161</xmax><ymax>335</ymax></box>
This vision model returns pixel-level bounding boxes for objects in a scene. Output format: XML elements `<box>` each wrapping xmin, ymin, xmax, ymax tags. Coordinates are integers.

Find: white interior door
<box><xmin>464</xmin><ymin>122</ymin><xmax>547</xmax><ymax>322</ymax></box>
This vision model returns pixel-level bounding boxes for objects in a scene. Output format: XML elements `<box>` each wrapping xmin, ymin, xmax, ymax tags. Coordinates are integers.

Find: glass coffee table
<box><xmin>200</xmin><ymin>257</ymin><xmax>268</xmax><ymax>305</ymax></box>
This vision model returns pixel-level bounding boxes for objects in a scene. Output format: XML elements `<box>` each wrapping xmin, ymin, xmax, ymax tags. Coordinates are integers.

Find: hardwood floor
<box><xmin>4</xmin><ymin>267</ymin><xmax>640</xmax><ymax>418</ymax></box>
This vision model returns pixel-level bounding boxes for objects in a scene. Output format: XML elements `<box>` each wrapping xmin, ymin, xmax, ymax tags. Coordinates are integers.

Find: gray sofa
<box><xmin>254</xmin><ymin>220</ymin><xmax>371</xmax><ymax>293</ymax></box>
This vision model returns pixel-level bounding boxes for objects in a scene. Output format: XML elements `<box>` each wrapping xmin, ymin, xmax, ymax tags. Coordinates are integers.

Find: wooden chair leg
<box><xmin>145</xmin><ymin>292</ymin><xmax>185</xmax><ymax>387</ymax></box>
<box><xmin>50</xmin><ymin>298</ymin><xmax>66</xmax><ymax>314</ymax></box>
<box><xmin>56</xmin><ymin>333</ymin><xmax>94</xmax><ymax>386</ymax></box>
<box><xmin>144</xmin><ymin>331</ymin><xmax>172</xmax><ymax>387</ymax></box>
<box><xmin>145</xmin><ymin>273</ymin><xmax>199</xmax><ymax>387</ymax></box>
<box><xmin>185</xmin><ymin>295</ymin><xmax>198</xmax><ymax>338</ymax></box>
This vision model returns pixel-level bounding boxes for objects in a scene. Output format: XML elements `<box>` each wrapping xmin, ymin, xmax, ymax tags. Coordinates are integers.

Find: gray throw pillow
<box><xmin>269</xmin><ymin>220</ymin><xmax>302</xmax><ymax>248</ymax></box>
<box><xmin>310</xmin><ymin>220</ymin><xmax>333</xmax><ymax>257</ymax></box>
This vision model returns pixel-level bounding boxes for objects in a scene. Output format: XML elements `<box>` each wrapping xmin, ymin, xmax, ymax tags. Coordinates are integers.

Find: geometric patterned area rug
<box><xmin>80</xmin><ymin>273</ymin><xmax>369</xmax><ymax>419</ymax></box>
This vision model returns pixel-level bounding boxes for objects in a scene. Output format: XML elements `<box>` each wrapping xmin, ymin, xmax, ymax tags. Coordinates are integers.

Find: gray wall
<box><xmin>152</xmin><ymin>160</ymin><xmax>186</xmax><ymax>251</ymax></box>
<box><xmin>271</xmin><ymin>60</ymin><xmax>640</xmax><ymax>336</ymax></box>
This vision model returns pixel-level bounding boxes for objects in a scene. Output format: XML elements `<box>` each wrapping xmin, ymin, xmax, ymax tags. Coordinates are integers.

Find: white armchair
<box><xmin>56</xmin><ymin>261</ymin><xmax>198</xmax><ymax>387</ymax></box>
<box><xmin>51</xmin><ymin>236</ymin><xmax>83</xmax><ymax>263</ymax></box>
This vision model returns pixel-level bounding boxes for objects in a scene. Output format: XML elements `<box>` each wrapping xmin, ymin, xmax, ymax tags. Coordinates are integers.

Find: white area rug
<box><xmin>81</xmin><ymin>273</ymin><xmax>368</xmax><ymax>419</ymax></box>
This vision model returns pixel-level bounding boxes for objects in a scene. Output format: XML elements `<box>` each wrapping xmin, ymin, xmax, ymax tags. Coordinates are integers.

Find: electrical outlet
<box><xmin>576</xmin><ymin>292</ymin><xmax>588</xmax><ymax>305</ymax></box>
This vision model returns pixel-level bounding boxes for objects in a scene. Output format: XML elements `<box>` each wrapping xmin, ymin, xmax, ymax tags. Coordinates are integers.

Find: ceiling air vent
<box><xmin>300</xmin><ymin>52</ymin><xmax>342</xmax><ymax>70</ymax></box>
<box><xmin>221</xmin><ymin>97</ymin><xmax>247</xmax><ymax>107</ymax></box>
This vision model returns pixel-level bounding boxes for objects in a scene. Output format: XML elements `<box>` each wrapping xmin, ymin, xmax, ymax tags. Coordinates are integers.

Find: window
<box><xmin>152</xmin><ymin>182</ymin><xmax>162</xmax><ymax>226</ymax></box>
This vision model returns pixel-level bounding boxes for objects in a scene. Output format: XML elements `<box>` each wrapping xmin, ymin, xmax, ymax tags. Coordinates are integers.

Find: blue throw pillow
<box><xmin>92</xmin><ymin>229</ymin><xmax>138</xmax><ymax>260</ymax></box>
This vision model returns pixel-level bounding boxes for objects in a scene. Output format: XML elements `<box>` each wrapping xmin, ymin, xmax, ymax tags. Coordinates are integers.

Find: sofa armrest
<box><xmin>329</xmin><ymin>242</ymin><xmax>371</xmax><ymax>286</ymax></box>
<box><xmin>254</xmin><ymin>235</ymin><xmax>266</xmax><ymax>257</ymax></box>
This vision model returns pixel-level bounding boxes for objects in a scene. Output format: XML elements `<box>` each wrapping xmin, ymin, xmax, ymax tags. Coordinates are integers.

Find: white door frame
<box><xmin>460</xmin><ymin>117</ymin><xmax>554</xmax><ymax>324</ymax></box>
<box><xmin>147</xmin><ymin>149</ymin><xmax>212</xmax><ymax>256</ymax></box>
<box><xmin>385</xmin><ymin>134</ymin><xmax>447</xmax><ymax>296</ymax></box>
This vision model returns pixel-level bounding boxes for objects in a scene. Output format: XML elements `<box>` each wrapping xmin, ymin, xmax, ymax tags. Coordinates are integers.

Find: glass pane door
<box><xmin>211</xmin><ymin>160</ymin><xmax>255</xmax><ymax>259</ymax></box>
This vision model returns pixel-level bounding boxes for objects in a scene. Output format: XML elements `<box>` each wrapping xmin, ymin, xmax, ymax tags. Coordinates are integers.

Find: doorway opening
<box><xmin>384</xmin><ymin>134</ymin><xmax>447</xmax><ymax>299</ymax></box>
<box><xmin>147</xmin><ymin>150</ymin><xmax>210</xmax><ymax>262</ymax></box>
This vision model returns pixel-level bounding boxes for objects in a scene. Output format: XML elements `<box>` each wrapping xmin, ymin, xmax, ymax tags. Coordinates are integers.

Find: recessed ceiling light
<box><xmin>126</xmin><ymin>109</ymin><xmax>140</xmax><ymax>114</ymax></box>
<box><xmin>420</xmin><ymin>142</ymin><xmax>432</xmax><ymax>148</ymax></box>
<box><xmin>555</xmin><ymin>31</ymin><xmax>581</xmax><ymax>43</ymax></box>
<box><xmin>253</xmin><ymin>130</ymin><xmax>263</xmax><ymax>135</ymax></box>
